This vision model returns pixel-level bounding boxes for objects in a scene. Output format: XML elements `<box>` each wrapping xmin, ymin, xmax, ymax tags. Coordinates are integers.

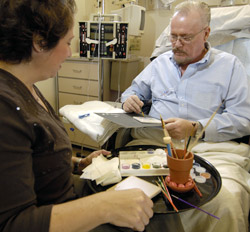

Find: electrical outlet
<box><xmin>129</xmin><ymin>36</ymin><xmax>141</xmax><ymax>51</ymax></box>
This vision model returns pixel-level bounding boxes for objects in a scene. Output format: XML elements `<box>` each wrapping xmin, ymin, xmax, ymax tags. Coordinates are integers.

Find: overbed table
<box><xmin>88</xmin><ymin>145</ymin><xmax>222</xmax><ymax>232</ymax></box>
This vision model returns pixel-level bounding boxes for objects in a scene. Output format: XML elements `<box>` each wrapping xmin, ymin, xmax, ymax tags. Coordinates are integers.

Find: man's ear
<box><xmin>204</xmin><ymin>26</ymin><xmax>211</xmax><ymax>41</ymax></box>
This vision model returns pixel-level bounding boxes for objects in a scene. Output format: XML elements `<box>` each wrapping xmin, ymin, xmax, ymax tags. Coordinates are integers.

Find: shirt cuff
<box><xmin>195</xmin><ymin>121</ymin><xmax>205</xmax><ymax>140</ymax></box>
<box><xmin>199</xmin><ymin>120</ymin><xmax>218</xmax><ymax>141</ymax></box>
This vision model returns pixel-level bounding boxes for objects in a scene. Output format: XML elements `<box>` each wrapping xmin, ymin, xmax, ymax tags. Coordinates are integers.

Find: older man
<box><xmin>121</xmin><ymin>2</ymin><xmax>250</xmax><ymax>232</ymax></box>
<box><xmin>121</xmin><ymin>1</ymin><xmax>250</xmax><ymax>144</ymax></box>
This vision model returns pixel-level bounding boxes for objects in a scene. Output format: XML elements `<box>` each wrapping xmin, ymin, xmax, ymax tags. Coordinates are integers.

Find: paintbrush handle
<box><xmin>166</xmin><ymin>143</ymin><xmax>172</xmax><ymax>157</ymax></box>
<box><xmin>170</xmin><ymin>141</ymin><xmax>178</xmax><ymax>158</ymax></box>
<box><xmin>171</xmin><ymin>195</ymin><xmax>219</xmax><ymax>220</ymax></box>
<box><xmin>164</xmin><ymin>127</ymin><xmax>170</xmax><ymax>137</ymax></box>
<box><xmin>160</xmin><ymin>176</ymin><xmax>174</xmax><ymax>204</ymax></box>
<box><xmin>188</xmin><ymin>100</ymin><xmax>224</xmax><ymax>152</ymax></box>
<box><xmin>162</xmin><ymin>190</ymin><xmax>179</xmax><ymax>212</ymax></box>
<box><xmin>193</xmin><ymin>182</ymin><xmax>202</xmax><ymax>197</ymax></box>
<box><xmin>155</xmin><ymin>180</ymin><xmax>178</xmax><ymax>212</ymax></box>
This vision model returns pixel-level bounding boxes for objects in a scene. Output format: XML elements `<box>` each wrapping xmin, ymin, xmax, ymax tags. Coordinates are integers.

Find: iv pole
<box><xmin>99</xmin><ymin>0</ymin><xmax>105</xmax><ymax>101</ymax></box>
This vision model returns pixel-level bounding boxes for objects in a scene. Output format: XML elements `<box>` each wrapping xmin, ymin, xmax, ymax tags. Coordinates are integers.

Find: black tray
<box><xmin>87</xmin><ymin>145</ymin><xmax>222</xmax><ymax>214</ymax></box>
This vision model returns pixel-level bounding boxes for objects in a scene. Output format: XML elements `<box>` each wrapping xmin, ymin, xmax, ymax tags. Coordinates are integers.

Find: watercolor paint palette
<box><xmin>119</xmin><ymin>149</ymin><xmax>169</xmax><ymax>176</ymax></box>
<box><xmin>119</xmin><ymin>149</ymin><xmax>213</xmax><ymax>186</ymax></box>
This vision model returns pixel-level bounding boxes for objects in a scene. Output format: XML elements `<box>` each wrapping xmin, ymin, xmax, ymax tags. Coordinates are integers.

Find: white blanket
<box><xmin>59</xmin><ymin>101</ymin><xmax>123</xmax><ymax>146</ymax></box>
<box><xmin>180</xmin><ymin>141</ymin><xmax>250</xmax><ymax>232</ymax></box>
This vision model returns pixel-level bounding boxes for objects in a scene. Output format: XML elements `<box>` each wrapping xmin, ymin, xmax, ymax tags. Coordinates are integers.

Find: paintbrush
<box><xmin>183</xmin><ymin>123</ymin><xmax>196</xmax><ymax>160</ymax></box>
<box><xmin>185</xmin><ymin>123</ymin><xmax>196</xmax><ymax>152</ymax></box>
<box><xmin>160</xmin><ymin>115</ymin><xmax>178</xmax><ymax>158</ymax></box>
<box><xmin>155</xmin><ymin>181</ymin><xmax>179</xmax><ymax>212</ymax></box>
<box><xmin>171</xmin><ymin>195</ymin><xmax>219</xmax><ymax>219</ymax></box>
<box><xmin>187</xmin><ymin>100</ymin><xmax>224</xmax><ymax>153</ymax></box>
<box><xmin>160</xmin><ymin>115</ymin><xmax>172</xmax><ymax>157</ymax></box>
<box><xmin>160</xmin><ymin>176</ymin><xmax>175</xmax><ymax>203</ymax></box>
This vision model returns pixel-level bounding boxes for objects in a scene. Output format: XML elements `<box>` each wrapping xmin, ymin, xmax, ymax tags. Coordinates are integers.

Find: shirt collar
<box><xmin>170</xmin><ymin>42</ymin><xmax>211</xmax><ymax>66</ymax></box>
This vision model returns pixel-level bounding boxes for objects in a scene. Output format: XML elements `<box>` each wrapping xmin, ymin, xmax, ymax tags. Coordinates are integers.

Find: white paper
<box><xmin>80</xmin><ymin>155</ymin><xmax>122</xmax><ymax>186</ymax></box>
<box><xmin>114</xmin><ymin>176</ymin><xmax>161</xmax><ymax>198</ymax></box>
<box><xmin>133</xmin><ymin>116</ymin><xmax>161</xmax><ymax>124</ymax></box>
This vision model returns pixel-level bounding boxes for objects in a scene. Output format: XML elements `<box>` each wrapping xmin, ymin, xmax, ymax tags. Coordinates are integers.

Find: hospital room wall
<box><xmin>137</xmin><ymin>0</ymin><xmax>183</xmax><ymax>60</ymax></box>
<box><xmin>35</xmin><ymin>0</ymin><xmax>96</xmax><ymax>110</ymax></box>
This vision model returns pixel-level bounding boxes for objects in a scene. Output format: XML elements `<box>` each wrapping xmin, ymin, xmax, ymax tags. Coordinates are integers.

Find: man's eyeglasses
<box><xmin>170</xmin><ymin>27</ymin><xmax>207</xmax><ymax>44</ymax></box>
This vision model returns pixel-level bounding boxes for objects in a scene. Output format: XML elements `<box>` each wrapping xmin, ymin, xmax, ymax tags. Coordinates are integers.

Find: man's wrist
<box><xmin>195</xmin><ymin>122</ymin><xmax>205</xmax><ymax>140</ymax></box>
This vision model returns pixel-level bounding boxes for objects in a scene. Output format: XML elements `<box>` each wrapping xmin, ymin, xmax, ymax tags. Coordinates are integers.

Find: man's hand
<box><xmin>122</xmin><ymin>95</ymin><xmax>144</xmax><ymax>114</ymax></box>
<box><xmin>164</xmin><ymin>118</ymin><xmax>197</xmax><ymax>140</ymax></box>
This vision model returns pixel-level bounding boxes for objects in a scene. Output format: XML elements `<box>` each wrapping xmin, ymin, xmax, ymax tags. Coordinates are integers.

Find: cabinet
<box><xmin>57</xmin><ymin>57</ymin><xmax>111</xmax><ymax>149</ymax></box>
<box><xmin>110</xmin><ymin>58</ymin><xmax>141</xmax><ymax>92</ymax></box>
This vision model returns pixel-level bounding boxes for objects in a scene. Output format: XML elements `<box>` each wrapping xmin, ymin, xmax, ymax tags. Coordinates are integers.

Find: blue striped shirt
<box><xmin>121</xmin><ymin>44</ymin><xmax>250</xmax><ymax>142</ymax></box>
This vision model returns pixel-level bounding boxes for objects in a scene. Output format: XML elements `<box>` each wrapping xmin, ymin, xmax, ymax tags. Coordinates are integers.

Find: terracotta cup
<box><xmin>167</xmin><ymin>149</ymin><xmax>194</xmax><ymax>184</ymax></box>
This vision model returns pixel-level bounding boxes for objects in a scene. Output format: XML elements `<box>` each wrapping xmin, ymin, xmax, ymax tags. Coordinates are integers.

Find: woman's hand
<box><xmin>51</xmin><ymin>188</ymin><xmax>154</xmax><ymax>232</ymax></box>
<box><xmin>72</xmin><ymin>149</ymin><xmax>111</xmax><ymax>173</ymax></box>
<box><xmin>97</xmin><ymin>189</ymin><xmax>154</xmax><ymax>231</ymax></box>
<box><xmin>83</xmin><ymin>149</ymin><xmax>111</xmax><ymax>167</ymax></box>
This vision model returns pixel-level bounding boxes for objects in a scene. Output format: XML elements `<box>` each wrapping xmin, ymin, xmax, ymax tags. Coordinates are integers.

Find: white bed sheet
<box><xmin>180</xmin><ymin>141</ymin><xmax>250</xmax><ymax>232</ymax></box>
<box><xmin>59</xmin><ymin>101</ymin><xmax>123</xmax><ymax>146</ymax></box>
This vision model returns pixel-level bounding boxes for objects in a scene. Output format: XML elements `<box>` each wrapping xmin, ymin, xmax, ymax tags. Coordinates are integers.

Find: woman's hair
<box><xmin>173</xmin><ymin>1</ymin><xmax>211</xmax><ymax>27</ymax></box>
<box><xmin>0</xmin><ymin>0</ymin><xmax>76</xmax><ymax>64</ymax></box>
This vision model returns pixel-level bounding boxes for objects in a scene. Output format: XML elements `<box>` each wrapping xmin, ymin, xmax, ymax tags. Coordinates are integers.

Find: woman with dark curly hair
<box><xmin>0</xmin><ymin>1</ymin><xmax>156</xmax><ymax>231</ymax></box>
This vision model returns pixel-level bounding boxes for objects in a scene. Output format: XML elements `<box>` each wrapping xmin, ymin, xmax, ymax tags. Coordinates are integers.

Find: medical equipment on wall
<box><xmin>79</xmin><ymin>3</ymin><xmax>146</xmax><ymax>59</ymax></box>
<box><xmin>79</xmin><ymin>16</ymin><xmax>128</xmax><ymax>59</ymax></box>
